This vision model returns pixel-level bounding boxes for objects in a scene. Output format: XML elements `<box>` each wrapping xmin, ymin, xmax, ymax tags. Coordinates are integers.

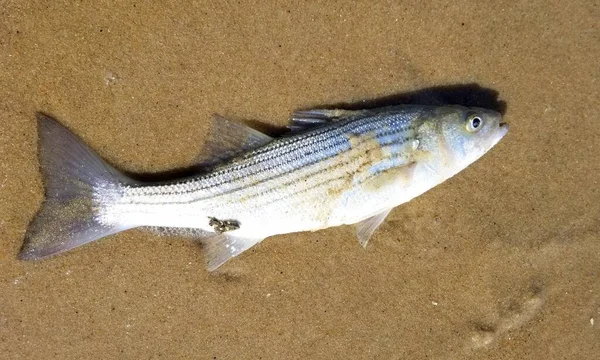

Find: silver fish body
<box><xmin>20</xmin><ymin>105</ymin><xmax>508</xmax><ymax>270</ymax></box>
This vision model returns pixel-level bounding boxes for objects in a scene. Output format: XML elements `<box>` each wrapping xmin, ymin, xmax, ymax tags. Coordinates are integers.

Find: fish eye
<box><xmin>466</xmin><ymin>115</ymin><xmax>483</xmax><ymax>132</ymax></box>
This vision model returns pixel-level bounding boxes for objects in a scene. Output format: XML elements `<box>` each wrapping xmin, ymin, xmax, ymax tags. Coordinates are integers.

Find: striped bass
<box><xmin>19</xmin><ymin>106</ymin><xmax>508</xmax><ymax>270</ymax></box>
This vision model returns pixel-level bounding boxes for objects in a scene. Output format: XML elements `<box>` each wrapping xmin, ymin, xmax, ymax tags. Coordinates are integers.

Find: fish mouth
<box><xmin>499</xmin><ymin>122</ymin><xmax>509</xmax><ymax>136</ymax></box>
<box><xmin>491</xmin><ymin>122</ymin><xmax>509</xmax><ymax>146</ymax></box>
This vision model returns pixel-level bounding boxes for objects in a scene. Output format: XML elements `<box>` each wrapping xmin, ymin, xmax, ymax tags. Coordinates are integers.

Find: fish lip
<box><xmin>490</xmin><ymin>123</ymin><xmax>508</xmax><ymax>147</ymax></box>
<box><xmin>494</xmin><ymin>122</ymin><xmax>509</xmax><ymax>144</ymax></box>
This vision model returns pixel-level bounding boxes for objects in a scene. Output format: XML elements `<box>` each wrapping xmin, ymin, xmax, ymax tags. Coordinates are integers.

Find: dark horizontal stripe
<box><xmin>130</xmin><ymin>137</ymin><xmax>411</xmax><ymax>209</ymax></box>
<box><xmin>127</xmin><ymin>110</ymin><xmax>421</xmax><ymax>202</ymax></box>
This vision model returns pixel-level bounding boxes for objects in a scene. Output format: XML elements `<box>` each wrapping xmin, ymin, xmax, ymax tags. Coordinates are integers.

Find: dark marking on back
<box><xmin>208</xmin><ymin>217</ymin><xmax>240</xmax><ymax>233</ymax></box>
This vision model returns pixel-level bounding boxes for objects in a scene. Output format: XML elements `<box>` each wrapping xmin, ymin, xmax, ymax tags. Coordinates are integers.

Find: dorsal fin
<box><xmin>288</xmin><ymin>109</ymin><xmax>363</xmax><ymax>132</ymax></box>
<box><xmin>197</xmin><ymin>115</ymin><xmax>273</xmax><ymax>165</ymax></box>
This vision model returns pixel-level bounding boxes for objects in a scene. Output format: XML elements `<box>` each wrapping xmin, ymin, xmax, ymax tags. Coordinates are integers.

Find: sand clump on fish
<box><xmin>19</xmin><ymin>105</ymin><xmax>508</xmax><ymax>270</ymax></box>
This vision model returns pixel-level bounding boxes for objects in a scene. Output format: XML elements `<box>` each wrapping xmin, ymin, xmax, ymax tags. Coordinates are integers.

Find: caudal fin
<box><xmin>18</xmin><ymin>114</ymin><xmax>135</xmax><ymax>260</ymax></box>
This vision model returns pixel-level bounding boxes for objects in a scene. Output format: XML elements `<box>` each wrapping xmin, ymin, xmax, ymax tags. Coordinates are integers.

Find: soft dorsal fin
<box><xmin>197</xmin><ymin>115</ymin><xmax>273</xmax><ymax>165</ymax></box>
<box><xmin>200</xmin><ymin>234</ymin><xmax>265</xmax><ymax>271</ymax></box>
<box><xmin>355</xmin><ymin>209</ymin><xmax>393</xmax><ymax>248</ymax></box>
<box><xmin>288</xmin><ymin>109</ymin><xmax>363</xmax><ymax>132</ymax></box>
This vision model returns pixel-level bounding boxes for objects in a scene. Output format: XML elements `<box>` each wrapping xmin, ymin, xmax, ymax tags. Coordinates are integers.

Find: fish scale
<box><xmin>18</xmin><ymin>105</ymin><xmax>507</xmax><ymax>270</ymax></box>
<box><xmin>125</xmin><ymin>111</ymin><xmax>417</xmax><ymax>203</ymax></box>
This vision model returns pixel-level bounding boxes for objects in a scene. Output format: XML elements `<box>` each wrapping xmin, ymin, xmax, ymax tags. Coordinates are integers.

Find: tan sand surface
<box><xmin>0</xmin><ymin>1</ymin><xmax>598</xmax><ymax>359</ymax></box>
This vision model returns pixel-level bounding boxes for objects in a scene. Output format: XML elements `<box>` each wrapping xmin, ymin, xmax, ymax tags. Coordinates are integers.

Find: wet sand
<box><xmin>1</xmin><ymin>1</ymin><xmax>599</xmax><ymax>359</ymax></box>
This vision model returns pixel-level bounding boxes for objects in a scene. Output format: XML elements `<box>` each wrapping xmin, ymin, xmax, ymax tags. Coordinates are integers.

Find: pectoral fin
<box><xmin>355</xmin><ymin>209</ymin><xmax>393</xmax><ymax>248</ymax></box>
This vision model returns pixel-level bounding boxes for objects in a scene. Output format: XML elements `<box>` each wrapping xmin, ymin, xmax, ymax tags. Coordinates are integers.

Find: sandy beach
<box><xmin>1</xmin><ymin>1</ymin><xmax>598</xmax><ymax>358</ymax></box>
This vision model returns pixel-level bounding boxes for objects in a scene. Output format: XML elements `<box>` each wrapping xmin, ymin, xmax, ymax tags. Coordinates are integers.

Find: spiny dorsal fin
<box><xmin>197</xmin><ymin>115</ymin><xmax>273</xmax><ymax>165</ymax></box>
<box><xmin>288</xmin><ymin>109</ymin><xmax>363</xmax><ymax>132</ymax></box>
<box><xmin>355</xmin><ymin>209</ymin><xmax>393</xmax><ymax>248</ymax></box>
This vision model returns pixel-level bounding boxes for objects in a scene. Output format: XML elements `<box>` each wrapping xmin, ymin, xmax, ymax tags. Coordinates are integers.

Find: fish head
<box><xmin>419</xmin><ymin>106</ymin><xmax>508</xmax><ymax>175</ymax></box>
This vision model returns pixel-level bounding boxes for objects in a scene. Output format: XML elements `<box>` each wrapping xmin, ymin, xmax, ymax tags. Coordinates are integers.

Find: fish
<box><xmin>19</xmin><ymin>105</ymin><xmax>508</xmax><ymax>270</ymax></box>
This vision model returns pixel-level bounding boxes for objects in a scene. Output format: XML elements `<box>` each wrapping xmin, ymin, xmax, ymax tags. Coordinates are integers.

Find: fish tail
<box><xmin>18</xmin><ymin>113</ymin><xmax>135</xmax><ymax>260</ymax></box>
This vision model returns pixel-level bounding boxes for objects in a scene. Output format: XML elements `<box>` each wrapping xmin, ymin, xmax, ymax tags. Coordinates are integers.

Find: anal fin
<box><xmin>355</xmin><ymin>209</ymin><xmax>393</xmax><ymax>248</ymax></box>
<box><xmin>144</xmin><ymin>226</ymin><xmax>213</xmax><ymax>239</ymax></box>
<box><xmin>144</xmin><ymin>227</ymin><xmax>263</xmax><ymax>271</ymax></box>
<box><xmin>200</xmin><ymin>234</ymin><xmax>265</xmax><ymax>271</ymax></box>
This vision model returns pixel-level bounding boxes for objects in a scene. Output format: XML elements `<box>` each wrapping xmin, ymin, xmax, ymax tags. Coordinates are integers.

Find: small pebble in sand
<box><xmin>104</xmin><ymin>72</ymin><xmax>120</xmax><ymax>86</ymax></box>
<box><xmin>471</xmin><ymin>330</ymin><xmax>495</xmax><ymax>348</ymax></box>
